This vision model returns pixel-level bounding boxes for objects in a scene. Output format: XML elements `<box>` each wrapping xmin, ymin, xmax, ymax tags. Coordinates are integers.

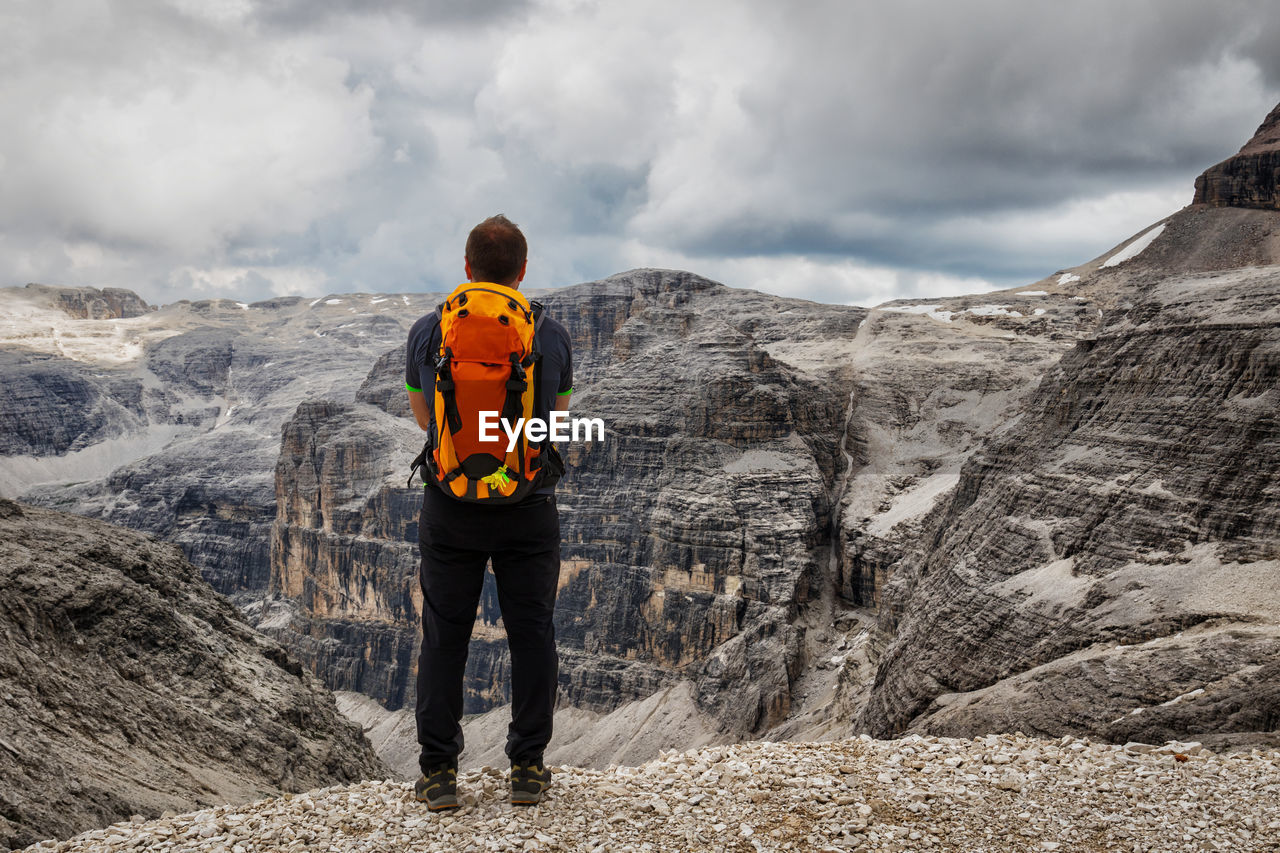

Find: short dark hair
<box><xmin>465</xmin><ymin>215</ymin><xmax>527</xmax><ymax>285</ymax></box>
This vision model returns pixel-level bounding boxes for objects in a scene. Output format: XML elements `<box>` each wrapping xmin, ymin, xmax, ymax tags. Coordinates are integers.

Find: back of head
<box><xmin>465</xmin><ymin>215</ymin><xmax>527</xmax><ymax>286</ymax></box>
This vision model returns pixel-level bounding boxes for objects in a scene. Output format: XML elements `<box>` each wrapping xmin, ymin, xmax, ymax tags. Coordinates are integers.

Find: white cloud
<box><xmin>617</xmin><ymin>240</ymin><xmax>998</xmax><ymax>308</ymax></box>
<box><xmin>475</xmin><ymin>2</ymin><xmax>683</xmax><ymax>168</ymax></box>
<box><xmin>0</xmin><ymin>0</ymin><xmax>1277</xmax><ymax>307</ymax></box>
<box><xmin>168</xmin><ymin>264</ymin><xmax>329</xmax><ymax>297</ymax></box>
<box><xmin>932</xmin><ymin>186</ymin><xmax>1190</xmax><ymax>267</ymax></box>
<box><xmin>1</xmin><ymin>34</ymin><xmax>378</xmax><ymax>255</ymax></box>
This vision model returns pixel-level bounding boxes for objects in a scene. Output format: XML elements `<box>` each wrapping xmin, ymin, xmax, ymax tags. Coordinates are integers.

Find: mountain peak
<box><xmin>1192</xmin><ymin>100</ymin><xmax>1280</xmax><ymax>209</ymax></box>
<box><xmin>1237</xmin><ymin>101</ymin><xmax>1280</xmax><ymax>155</ymax></box>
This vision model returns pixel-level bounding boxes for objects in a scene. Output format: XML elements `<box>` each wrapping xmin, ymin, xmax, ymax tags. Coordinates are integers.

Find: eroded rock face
<box><xmin>266</xmin><ymin>271</ymin><xmax>865</xmax><ymax>734</ymax></box>
<box><xmin>20</xmin><ymin>283</ymin><xmax>155</xmax><ymax>319</ymax></box>
<box><xmin>0</xmin><ymin>499</ymin><xmax>386</xmax><ymax>852</ymax></box>
<box><xmin>1194</xmin><ymin>102</ymin><xmax>1280</xmax><ymax>209</ymax></box>
<box><xmin>7</xmin><ymin>99</ymin><xmax>1280</xmax><ymax>765</ymax></box>
<box><xmin>3</xmin><ymin>291</ymin><xmax>427</xmax><ymax>595</ymax></box>
<box><xmin>0</xmin><ymin>351</ymin><xmax>146</xmax><ymax>457</ymax></box>
<box><xmin>263</xmin><ymin>400</ymin><xmax>423</xmax><ymax>709</ymax></box>
<box><xmin>855</xmin><ymin>266</ymin><xmax>1280</xmax><ymax>743</ymax></box>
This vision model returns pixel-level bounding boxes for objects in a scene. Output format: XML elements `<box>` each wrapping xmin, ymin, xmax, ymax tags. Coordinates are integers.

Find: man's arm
<box><xmin>408</xmin><ymin>389</ymin><xmax>431</xmax><ymax>432</ymax></box>
<box><xmin>405</xmin><ymin>314</ymin><xmax>436</xmax><ymax>432</ymax></box>
<box><xmin>553</xmin><ymin>321</ymin><xmax>573</xmax><ymax>414</ymax></box>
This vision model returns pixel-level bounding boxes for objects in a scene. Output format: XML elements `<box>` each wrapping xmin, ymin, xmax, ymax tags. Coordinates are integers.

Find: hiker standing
<box><xmin>404</xmin><ymin>215</ymin><xmax>573</xmax><ymax>809</ymax></box>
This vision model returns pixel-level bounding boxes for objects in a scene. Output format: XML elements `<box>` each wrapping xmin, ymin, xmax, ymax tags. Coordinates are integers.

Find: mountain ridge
<box><xmin>0</xmin><ymin>499</ymin><xmax>387</xmax><ymax>852</ymax></box>
<box><xmin>2</xmin><ymin>101</ymin><xmax>1279</xmax><ymax>835</ymax></box>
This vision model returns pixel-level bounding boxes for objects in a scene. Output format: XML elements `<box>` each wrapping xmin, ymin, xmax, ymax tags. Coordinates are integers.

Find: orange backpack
<box><xmin>409</xmin><ymin>281</ymin><xmax>547</xmax><ymax>503</ymax></box>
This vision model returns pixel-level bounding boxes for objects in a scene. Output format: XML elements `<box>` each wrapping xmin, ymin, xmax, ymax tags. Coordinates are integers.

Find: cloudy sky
<box><xmin>2</xmin><ymin>0</ymin><xmax>1277</xmax><ymax>307</ymax></box>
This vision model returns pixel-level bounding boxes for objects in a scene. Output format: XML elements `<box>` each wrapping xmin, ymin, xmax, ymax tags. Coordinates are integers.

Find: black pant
<box><xmin>415</xmin><ymin>484</ymin><xmax>560</xmax><ymax>774</ymax></box>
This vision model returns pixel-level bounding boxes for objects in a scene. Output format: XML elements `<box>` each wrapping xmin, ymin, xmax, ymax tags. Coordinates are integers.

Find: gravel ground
<box><xmin>22</xmin><ymin>733</ymin><xmax>1280</xmax><ymax>852</ymax></box>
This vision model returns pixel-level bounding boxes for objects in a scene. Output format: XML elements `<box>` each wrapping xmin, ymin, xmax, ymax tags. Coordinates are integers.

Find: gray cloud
<box><xmin>252</xmin><ymin>0</ymin><xmax>529</xmax><ymax>31</ymax></box>
<box><xmin>0</xmin><ymin>0</ymin><xmax>1277</xmax><ymax>307</ymax></box>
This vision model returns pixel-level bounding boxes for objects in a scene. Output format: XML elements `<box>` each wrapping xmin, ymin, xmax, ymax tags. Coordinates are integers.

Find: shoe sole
<box><xmin>420</xmin><ymin>794</ymin><xmax>459</xmax><ymax>811</ymax></box>
<box><xmin>511</xmin><ymin>783</ymin><xmax>548</xmax><ymax>806</ymax></box>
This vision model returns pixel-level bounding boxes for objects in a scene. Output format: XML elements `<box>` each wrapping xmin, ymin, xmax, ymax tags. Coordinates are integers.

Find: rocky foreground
<box><xmin>23</xmin><ymin>734</ymin><xmax>1280</xmax><ymax>852</ymax></box>
<box><xmin>0</xmin><ymin>500</ymin><xmax>386</xmax><ymax>850</ymax></box>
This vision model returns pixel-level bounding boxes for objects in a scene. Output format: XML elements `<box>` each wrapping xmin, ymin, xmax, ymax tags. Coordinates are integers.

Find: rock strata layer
<box><xmin>4</xmin><ymin>97</ymin><xmax>1280</xmax><ymax>783</ymax></box>
<box><xmin>21</xmin><ymin>733</ymin><xmax>1280</xmax><ymax>852</ymax></box>
<box><xmin>854</xmin><ymin>264</ymin><xmax>1280</xmax><ymax>745</ymax></box>
<box><xmin>1</xmin><ymin>288</ymin><xmax>424</xmax><ymax>596</ymax></box>
<box><xmin>1194</xmin><ymin>101</ymin><xmax>1280</xmax><ymax>209</ymax></box>
<box><xmin>266</xmin><ymin>270</ymin><xmax>869</xmax><ymax>735</ymax></box>
<box><xmin>0</xmin><ymin>499</ymin><xmax>387</xmax><ymax>852</ymax></box>
<box><xmin>22</xmin><ymin>283</ymin><xmax>154</xmax><ymax>320</ymax></box>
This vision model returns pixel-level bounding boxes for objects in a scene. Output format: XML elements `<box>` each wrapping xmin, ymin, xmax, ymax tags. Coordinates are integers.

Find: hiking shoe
<box><xmin>415</xmin><ymin>761</ymin><xmax>459</xmax><ymax>811</ymax></box>
<box><xmin>510</xmin><ymin>759</ymin><xmax>552</xmax><ymax>805</ymax></box>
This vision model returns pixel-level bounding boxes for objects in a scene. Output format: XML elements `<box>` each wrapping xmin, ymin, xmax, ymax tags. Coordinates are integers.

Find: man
<box><xmin>404</xmin><ymin>215</ymin><xmax>572</xmax><ymax>810</ymax></box>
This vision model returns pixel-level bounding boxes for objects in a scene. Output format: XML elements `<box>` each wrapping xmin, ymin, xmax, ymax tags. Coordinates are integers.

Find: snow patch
<box><xmin>325</xmin><ymin>298</ymin><xmax>343</xmax><ymax>305</ymax></box>
<box><xmin>370</xmin><ymin>297</ymin><xmax>388</xmax><ymax>304</ymax></box>
<box><xmin>1058</xmin><ymin>273</ymin><xmax>1081</xmax><ymax>285</ymax></box>
<box><xmin>1019</xmin><ymin>290</ymin><xmax>1048</xmax><ymax>296</ymax></box>
<box><xmin>1033</xmin><ymin>308</ymin><xmax>1046</xmax><ymax>316</ymax></box>
<box><xmin>967</xmin><ymin>305</ymin><xmax>1022</xmax><ymax>318</ymax></box>
<box><xmin>235</xmin><ymin>302</ymin><xmax>250</xmax><ymax>310</ymax></box>
<box><xmin>1102</xmin><ymin>224</ymin><xmax>1165</xmax><ymax>268</ymax></box>
<box><xmin>0</xmin><ymin>298</ymin><xmax>180</xmax><ymax>365</ymax></box>
<box><xmin>1158</xmin><ymin>687</ymin><xmax>1204</xmax><ymax>708</ymax></box>
<box><xmin>880</xmin><ymin>304</ymin><xmax>954</xmax><ymax>322</ymax></box>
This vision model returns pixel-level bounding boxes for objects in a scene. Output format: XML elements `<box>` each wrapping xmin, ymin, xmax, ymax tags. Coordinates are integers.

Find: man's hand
<box><xmin>408</xmin><ymin>390</ymin><xmax>431</xmax><ymax>431</ymax></box>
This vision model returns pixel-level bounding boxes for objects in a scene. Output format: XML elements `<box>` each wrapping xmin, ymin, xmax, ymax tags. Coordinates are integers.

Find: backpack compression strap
<box><xmin>434</xmin><ymin>346</ymin><xmax>463</xmax><ymax>434</ymax></box>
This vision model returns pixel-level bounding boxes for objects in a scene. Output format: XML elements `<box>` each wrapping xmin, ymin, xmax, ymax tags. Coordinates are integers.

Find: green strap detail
<box><xmin>556</xmin><ymin>387</ymin><xmax>573</xmax><ymax>396</ymax></box>
<box><xmin>481</xmin><ymin>466</ymin><xmax>512</xmax><ymax>489</ymax></box>
<box><xmin>406</xmin><ymin>382</ymin><xmax>423</xmax><ymax>393</ymax></box>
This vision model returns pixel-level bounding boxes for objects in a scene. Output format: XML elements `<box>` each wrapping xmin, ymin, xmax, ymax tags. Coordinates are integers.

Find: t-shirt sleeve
<box><xmin>405</xmin><ymin>315</ymin><xmax>435</xmax><ymax>392</ymax></box>
<box><xmin>555</xmin><ymin>323</ymin><xmax>573</xmax><ymax>395</ymax></box>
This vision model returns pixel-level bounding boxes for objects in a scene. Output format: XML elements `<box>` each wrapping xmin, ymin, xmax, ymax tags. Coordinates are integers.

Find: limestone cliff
<box><xmin>0</xmin><ymin>499</ymin><xmax>386</xmax><ymax>852</ymax></box>
<box><xmin>826</xmin><ymin>103</ymin><xmax>1280</xmax><ymax>749</ymax></box>
<box><xmin>5</xmin><ymin>100</ymin><xmax>1280</xmax><ymax>777</ymax></box>
<box><xmin>851</xmin><ymin>264</ymin><xmax>1280</xmax><ymax>746</ymax></box>
<box><xmin>264</xmin><ymin>268</ymin><xmax>1106</xmax><ymax>754</ymax></box>
<box><xmin>264</xmin><ymin>271</ymin><xmax>866</xmax><ymax>737</ymax></box>
<box><xmin>2</xmin><ymin>289</ymin><xmax>427</xmax><ymax>596</ymax></box>
<box><xmin>21</xmin><ymin>282</ymin><xmax>154</xmax><ymax>320</ymax></box>
<box><xmin>1194</xmin><ymin>102</ymin><xmax>1280</xmax><ymax>210</ymax></box>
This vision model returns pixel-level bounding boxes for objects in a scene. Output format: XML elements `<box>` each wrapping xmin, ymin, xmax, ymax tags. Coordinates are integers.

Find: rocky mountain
<box><xmin>2</xmin><ymin>102</ymin><xmax>1278</xmax><ymax>782</ymax></box>
<box><xmin>21</xmin><ymin>283</ymin><xmax>154</xmax><ymax>320</ymax></box>
<box><xmin>0</xmin><ymin>287</ymin><xmax>426</xmax><ymax>595</ymax></box>
<box><xmin>0</xmin><ymin>499</ymin><xmax>387</xmax><ymax>852</ymax></box>
<box><xmin>262</xmin><ymin>269</ymin><xmax>1099</xmax><ymax>755</ymax></box>
<box><xmin>849</xmin><ymin>263</ymin><xmax>1280</xmax><ymax>747</ymax></box>
<box><xmin>27</xmin><ymin>734</ymin><xmax>1280</xmax><ymax>853</ymax></box>
<box><xmin>829</xmin><ymin>107</ymin><xmax>1280</xmax><ymax>749</ymax></box>
<box><xmin>1194</xmin><ymin>101</ymin><xmax>1280</xmax><ymax>209</ymax></box>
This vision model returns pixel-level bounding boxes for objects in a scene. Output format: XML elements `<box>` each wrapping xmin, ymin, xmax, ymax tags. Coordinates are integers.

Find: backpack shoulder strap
<box><xmin>526</xmin><ymin>300</ymin><xmax>546</xmax><ymax>365</ymax></box>
<box><xmin>429</xmin><ymin>305</ymin><xmax>462</xmax><ymax>434</ymax></box>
